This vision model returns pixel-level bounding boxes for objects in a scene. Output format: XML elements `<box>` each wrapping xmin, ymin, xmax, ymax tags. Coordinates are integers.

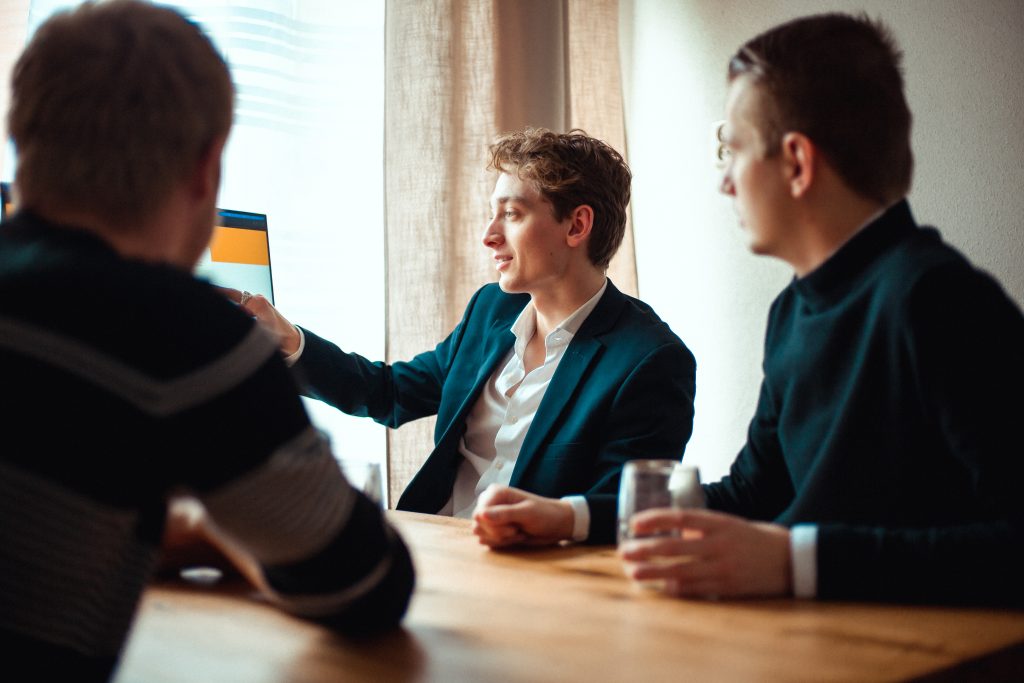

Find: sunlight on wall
<box><xmin>621</xmin><ymin>0</ymin><xmax>790</xmax><ymax>481</ymax></box>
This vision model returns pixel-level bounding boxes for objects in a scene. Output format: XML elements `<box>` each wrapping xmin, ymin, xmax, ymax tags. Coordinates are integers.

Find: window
<box><xmin>11</xmin><ymin>0</ymin><xmax>387</xmax><ymax>471</ymax></box>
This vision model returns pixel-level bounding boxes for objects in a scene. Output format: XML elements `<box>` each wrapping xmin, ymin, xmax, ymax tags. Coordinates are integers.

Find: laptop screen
<box><xmin>1</xmin><ymin>182</ymin><xmax>12</xmax><ymax>221</ymax></box>
<box><xmin>194</xmin><ymin>209</ymin><xmax>275</xmax><ymax>305</ymax></box>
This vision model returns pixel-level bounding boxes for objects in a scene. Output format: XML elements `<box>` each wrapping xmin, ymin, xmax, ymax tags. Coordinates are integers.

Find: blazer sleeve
<box><xmin>584</xmin><ymin>340</ymin><xmax>697</xmax><ymax>544</ymax></box>
<box><xmin>292</xmin><ymin>288</ymin><xmax>486</xmax><ymax>429</ymax></box>
<box><xmin>815</xmin><ymin>265</ymin><xmax>1024</xmax><ymax>605</ymax></box>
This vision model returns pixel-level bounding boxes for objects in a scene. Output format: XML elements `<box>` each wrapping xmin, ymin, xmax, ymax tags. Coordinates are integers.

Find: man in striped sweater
<box><xmin>0</xmin><ymin>2</ymin><xmax>414</xmax><ymax>680</ymax></box>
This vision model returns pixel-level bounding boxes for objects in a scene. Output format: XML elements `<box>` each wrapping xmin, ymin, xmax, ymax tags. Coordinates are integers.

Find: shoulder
<box><xmin>844</xmin><ymin>227</ymin><xmax>1024</xmax><ymax>358</ymax></box>
<box><xmin>1</xmin><ymin>224</ymin><xmax>264</xmax><ymax>380</ymax></box>
<box><xmin>884</xmin><ymin>227</ymin><xmax>967</xmax><ymax>286</ymax></box>
<box><xmin>885</xmin><ymin>228</ymin><xmax>1019</xmax><ymax>319</ymax></box>
<box><xmin>596</xmin><ymin>285</ymin><xmax>696</xmax><ymax>367</ymax></box>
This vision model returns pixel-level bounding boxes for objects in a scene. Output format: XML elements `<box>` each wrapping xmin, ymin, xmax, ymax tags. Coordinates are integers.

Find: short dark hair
<box><xmin>488</xmin><ymin>128</ymin><xmax>631</xmax><ymax>269</ymax></box>
<box><xmin>8</xmin><ymin>0</ymin><xmax>234</xmax><ymax>228</ymax></box>
<box><xmin>728</xmin><ymin>13</ymin><xmax>913</xmax><ymax>204</ymax></box>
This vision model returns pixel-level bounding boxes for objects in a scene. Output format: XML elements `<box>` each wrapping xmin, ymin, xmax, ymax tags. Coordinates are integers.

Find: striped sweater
<box><xmin>0</xmin><ymin>211</ymin><xmax>414</xmax><ymax>681</ymax></box>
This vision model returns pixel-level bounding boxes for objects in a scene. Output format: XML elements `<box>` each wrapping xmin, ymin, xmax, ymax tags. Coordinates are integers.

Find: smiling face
<box><xmin>483</xmin><ymin>172</ymin><xmax>575</xmax><ymax>297</ymax></box>
<box><xmin>719</xmin><ymin>76</ymin><xmax>794</xmax><ymax>259</ymax></box>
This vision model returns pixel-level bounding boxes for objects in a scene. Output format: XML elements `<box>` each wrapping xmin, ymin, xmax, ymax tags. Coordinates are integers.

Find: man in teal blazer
<box><xmin>239</xmin><ymin>128</ymin><xmax>695</xmax><ymax>544</ymax></box>
<box><xmin>296</xmin><ymin>277</ymin><xmax>694</xmax><ymax>543</ymax></box>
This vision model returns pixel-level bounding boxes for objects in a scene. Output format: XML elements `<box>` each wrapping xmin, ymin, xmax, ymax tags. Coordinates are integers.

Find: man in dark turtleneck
<box><xmin>620</xmin><ymin>12</ymin><xmax>1024</xmax><ymax>605</ymax></box>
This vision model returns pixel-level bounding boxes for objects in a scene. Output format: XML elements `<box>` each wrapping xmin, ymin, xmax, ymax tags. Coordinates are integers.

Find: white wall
<box><xmin>621</xmin><ymin>0</ymin><xmax>1024</xmax><ymax>481</ymax></box>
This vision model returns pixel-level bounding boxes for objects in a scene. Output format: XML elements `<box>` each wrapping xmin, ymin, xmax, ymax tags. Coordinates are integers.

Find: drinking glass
<box><xmin>618</xmin><ymin>460</ymin><xmax>703</xmax><ymax>542</ymax></box>
<box><xmin>340</xmin><ymin>460</ymin><xmax>385</xmax><ymax>508</ymax></box>
<box><xmin>618</xmin><ymin>460</ymin><xmax>703</xmax><ymax>590</ymax></box>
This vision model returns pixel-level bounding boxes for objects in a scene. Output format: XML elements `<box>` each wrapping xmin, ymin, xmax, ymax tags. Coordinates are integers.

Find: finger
<box><xmin>477</xmin><ymin>529</ymin><xmax>527</xmax><ymax>548</ymax></box>
<box><xmin>626</xmin><ymin>556</ymin><xmax>722</xmax><ymax>584</ymax></box>
<box><xmin>619</xmin><ymin>535</ymin><xmax>712</xmax><ymax>562</ymax></box>
<box><xmin>475</xmin><ymin>484</ymin><xmax>512</xmax><ymax>510</ymax></box>
<box><xmin>472</xmin><ymin>514</ymin><xmax>523</xmax><ymax>541</ymax></box>
<box><xmin>479</xmin><ymin>501</ymin><xmax>530</xmax><ymax>525</ymax></box>
<box><xmin>628</xmin><ymin>508</ymin><xmax>686</xmax><ymax>535</ymax></box>
<box><xmin>240</xmin><ymin>293</ymin><xmax>272</xmax><ymax>316</ymax></box>
<box><xmin>213</xmin><ymin>285</ymin><xmax>243</xmax><ymax>303</ymax></box>
<box><xmin>631</xmin><ymin>507</ymin><xmax>729</xmax><ymax>536</ymax></box>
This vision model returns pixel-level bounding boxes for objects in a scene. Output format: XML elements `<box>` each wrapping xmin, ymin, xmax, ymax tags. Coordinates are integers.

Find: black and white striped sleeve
<box><xmin>198</xmin><ymin>426</ymin><xmax>414</xmax><ymax>631</ymax></box>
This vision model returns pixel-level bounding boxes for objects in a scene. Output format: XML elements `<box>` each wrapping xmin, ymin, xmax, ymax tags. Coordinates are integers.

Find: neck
<box><xmin>530</xmin><ymin>266</ymin><xmax>606</xmax><ymax>337</ymax></box>
<box><xmin>788</xmin><ymin>192</ymin><xmax>888</xmax><ymax>278</ymax></box>
<box><xmin>31</xmin><ymin>189</ymin><xmax>206</xmax><ymax>271</ymax></box>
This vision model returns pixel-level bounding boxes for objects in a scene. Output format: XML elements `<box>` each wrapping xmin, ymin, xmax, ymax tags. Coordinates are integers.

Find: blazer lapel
<box><xmin>435</xmin><ymin>316</ymin><xmax>515</xmax><ymax>448</ymax></box>
<box><xmin>398</xmin><ymin>305</ymin><xmax>520</xmax><ymax>513</ymax></box>
<box><xmin>510</xmin><ymin>281</ymin><xmax>628</xmax><ymax>485</ymax></box>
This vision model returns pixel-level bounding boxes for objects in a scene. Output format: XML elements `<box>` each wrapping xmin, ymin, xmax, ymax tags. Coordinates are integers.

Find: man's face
<box><xmin>719</xmin><ymin>76</ymin><xmax>792</xmax><ymax>258</ymax></box>
<box><xmin>483</xmin><ymin>172</ymin><xmax>574</xmax><ymax>296</ymax></box>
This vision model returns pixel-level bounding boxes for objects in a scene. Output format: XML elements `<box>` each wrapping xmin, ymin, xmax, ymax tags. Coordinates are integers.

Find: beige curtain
<box><xmin>384</xmin><ymin>0</ymin><xmax>636</xmax><ymax>505</ymax></box>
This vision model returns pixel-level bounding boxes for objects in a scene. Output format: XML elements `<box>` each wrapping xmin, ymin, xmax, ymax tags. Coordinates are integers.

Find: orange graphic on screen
<box><xmin>209</xmin><ymin>226</ymin><xmax>270</xmax><ymax>265</ymax></box>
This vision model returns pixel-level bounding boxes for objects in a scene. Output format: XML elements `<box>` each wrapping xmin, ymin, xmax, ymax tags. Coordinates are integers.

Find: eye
<box><xmin>504</xmin><ymin>210</ymin><xmax>519</xmax><ymax>220</ymax></box>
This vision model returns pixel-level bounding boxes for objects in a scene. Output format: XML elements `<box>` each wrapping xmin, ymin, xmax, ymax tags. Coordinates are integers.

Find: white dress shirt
<box><xmin>438</xmin><ymin>280</ymin><xmax>608</xmax><ymax>524</ymax></box>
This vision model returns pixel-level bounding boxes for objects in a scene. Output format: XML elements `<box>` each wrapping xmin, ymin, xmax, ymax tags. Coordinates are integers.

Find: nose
<box><xmin>719</xmin><ymin>167</ymin><xmax>735</xmax><ymax>196</ymax></box>
<box><xmin>482</xmin><ymin>214</ymin><xmax>503</xmax><ymax>248</ymax></box>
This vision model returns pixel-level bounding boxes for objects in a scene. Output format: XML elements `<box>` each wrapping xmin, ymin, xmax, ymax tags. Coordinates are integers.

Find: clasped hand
<box><xmin>471</xmin><ymin>485</ymin><xmax>575</xmax><ymax>547</ymax></box>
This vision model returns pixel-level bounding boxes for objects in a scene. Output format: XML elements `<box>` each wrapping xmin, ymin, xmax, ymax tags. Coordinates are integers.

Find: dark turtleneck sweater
<box><xmin>704</xmin><ymin>200</ymin><xmax>1024</xmax><ymax>605</ymax></box>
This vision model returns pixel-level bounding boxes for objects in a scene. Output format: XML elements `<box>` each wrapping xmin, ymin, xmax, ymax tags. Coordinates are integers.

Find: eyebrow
<box><xmin>490</xmin><ymin>194</ymin><xmax>532</xmax><ymax>207</ymax></box>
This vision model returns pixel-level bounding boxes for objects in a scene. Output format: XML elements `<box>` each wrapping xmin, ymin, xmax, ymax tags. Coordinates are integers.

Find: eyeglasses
<box><xmin>712</xmin><ymin>120</ymin><xmax>730</xmax><ymax>169</ymax></box>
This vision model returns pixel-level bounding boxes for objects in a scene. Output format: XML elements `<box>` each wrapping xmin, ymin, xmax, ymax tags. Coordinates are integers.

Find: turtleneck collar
<box><xmin>791</xmin><ymin>200</ymin><xmax>917</xmax><ymax>311</ymax></box>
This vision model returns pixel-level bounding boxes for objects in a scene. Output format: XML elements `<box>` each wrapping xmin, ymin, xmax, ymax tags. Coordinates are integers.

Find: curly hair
<box><xmin>488</xmin><ymin>128</ymin><xmax>631</xmax><ymax>269</ymax></box>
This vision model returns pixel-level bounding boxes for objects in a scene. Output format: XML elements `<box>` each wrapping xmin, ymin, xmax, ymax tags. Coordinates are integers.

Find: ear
<box><xmin>565</xmin><ymin>204</ymin><xmax>594</xmax><ymax>248</ymax></box>
<box><xmin>188</xmin><ymin>134</ymin><xmax>228</xmax><ymax>203</ymax></box>
<box><xmin>781</xmin><ymin>132</ymin><xmax>815</xmax><ymax>199</ymax></box>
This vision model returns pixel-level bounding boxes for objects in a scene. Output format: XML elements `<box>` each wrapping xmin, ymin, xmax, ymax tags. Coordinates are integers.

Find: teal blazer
<box><xmin>295</xmin><ymin>281</ymin><xmax>696</xmax><ymax>543</ymax></box>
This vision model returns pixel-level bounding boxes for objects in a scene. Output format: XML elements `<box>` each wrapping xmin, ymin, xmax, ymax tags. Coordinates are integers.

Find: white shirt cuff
<box><xmin>283</xmin><ymin>326</ymin><xmax>305</xmax><ymax>366</ymax></box>
<box><xmin>790</xmin><ymin>524</ymin><xmax>818</xmax><ymax>598</ymax></box>
<box><xmin>561</xmin><ymin>495</ymin><xmax>590</xmax><ymax>542</ymax></box>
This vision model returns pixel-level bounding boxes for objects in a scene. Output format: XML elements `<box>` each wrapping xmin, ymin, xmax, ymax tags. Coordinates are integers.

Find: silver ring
<box><xmin>239</xmin><ymin>291</ymin><xmax>253</xmax><ymax>306</ymax></box>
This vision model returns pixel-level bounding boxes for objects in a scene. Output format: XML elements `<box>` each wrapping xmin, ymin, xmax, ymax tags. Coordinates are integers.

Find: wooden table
<box><xmin>114</xmin><ymin>511</ymin><xmax>1024</xmax><ymax>682</ymax></box>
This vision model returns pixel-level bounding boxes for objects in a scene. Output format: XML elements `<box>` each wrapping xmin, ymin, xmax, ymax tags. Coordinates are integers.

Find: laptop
<box><xmin>1</xmin><ymin>181</ymin><xmax>13</xmax><ymax>221</ymax></box>
<box><xmin>194</xmin><ymin>209</ymin><xmax>275</xmax><ymax>305</ymax></box>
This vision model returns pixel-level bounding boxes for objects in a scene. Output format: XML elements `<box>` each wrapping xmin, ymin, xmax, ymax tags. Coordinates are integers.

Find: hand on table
<box><xmin>618</xmin><ymin>508</ymin><xmax>792</xmax><ymax>598</ymax></box>
<box><xmin>472</xmin><ymin>485</ymin><xmax>575</xmax><ymax>548</ymax></box>
<box><xmin>216</xmin><ymin>286</ymin><xmax>301</xmax><ymax>356</ymax></box>
<box><xmin>159</xmin><ymin>497</ymin><xmax>268</xmax><ymax>590</ymax></box>
<box><xmin>158</xmin><ymin>498</ymin><xmax>236</xmax><ymax>578</ymax></box>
